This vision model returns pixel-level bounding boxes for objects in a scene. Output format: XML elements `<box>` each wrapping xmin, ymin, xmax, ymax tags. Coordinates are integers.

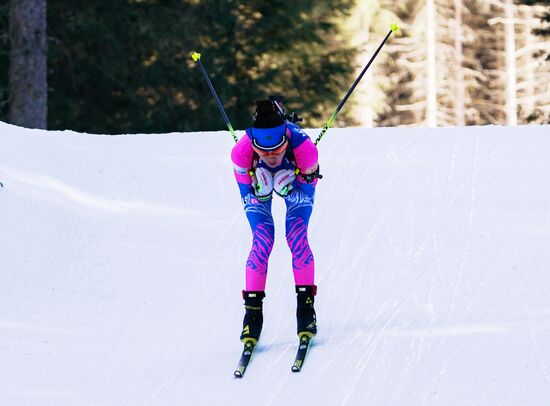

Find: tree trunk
<box><xmin>9</xmin><ymin>0</ymin><xmax>47</xmax><ymax>129</ymax></box>
<box><xmin>350</xmin><ymin>1</ymin><xmax>373</xmax><ymax>127</ymax></box>
<box><xmin>503</xmin><ymin>0</ymin><xmax>518</xmax><ymax>125</ymax></box>
<box><xmin>454</xmin><ymin>0</ymin><xmax>465</xmax><ymax>126</ymax></box>
<box><xmin>426</xmin><ymin>0</ymin><xmax>437</xmax><ymax>127</ymax></box>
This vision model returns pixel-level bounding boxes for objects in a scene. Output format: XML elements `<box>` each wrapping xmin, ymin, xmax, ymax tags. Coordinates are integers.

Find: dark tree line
<box><xmin>1</xmin><ymin>0</ymin><xmax>358</xmax><ymax>133</ymax></box>
<box><xmin>3</xmin><ymin>1</ymin><xmax>547</xmax><ymax>131</ymax></box>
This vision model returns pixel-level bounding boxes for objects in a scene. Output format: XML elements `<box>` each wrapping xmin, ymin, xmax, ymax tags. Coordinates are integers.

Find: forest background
<box><xmin>1</xmin><ymin>0</ymin><xmax>549</xmax><ymax>134</ymax></box>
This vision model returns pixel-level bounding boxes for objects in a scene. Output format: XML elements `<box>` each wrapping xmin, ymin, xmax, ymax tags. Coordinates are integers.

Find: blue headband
<box><xmin>250</xmin><ymin>124</ymin><xmax>287</xmax><ymax>151</ymax></box>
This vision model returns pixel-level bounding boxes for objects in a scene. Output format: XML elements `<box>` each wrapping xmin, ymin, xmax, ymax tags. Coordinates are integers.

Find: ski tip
<box><xmin>191</xmin><ymin>51</ymin><xmax>201</xmax><ymax>62</ymax></box>
<box><xmin>234</xmin><ymin>371</ymin><xmax>244</xmax><ymax>378</ymax></box>
<box><xmin>291</xmin><ymin>366</ymin><xmax>301</xmax><ymax>373</ymax></box>
<box><xmin>390</xmin><ymin>24</ymin><xmax>399</xmax><ymax>33</ymax></box>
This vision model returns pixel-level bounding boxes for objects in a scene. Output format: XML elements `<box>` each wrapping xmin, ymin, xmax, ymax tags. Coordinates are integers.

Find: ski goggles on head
<box><xmin>252</xmin><ymin>140</ymin><xmax>288</xmax><ymax>157</ymax></box>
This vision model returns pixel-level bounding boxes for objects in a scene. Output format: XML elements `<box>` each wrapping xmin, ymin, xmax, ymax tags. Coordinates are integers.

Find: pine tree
<box><xmin>0</xmin><ymin>2</ymin><xmax>8</xmax><ymax>122</ymax></box>
<box><xmin>515</xmin><ymin>0</ymin><xmax>550</xmax><ymax>122</ymax></box>
<box><xmin>517</xmin><ymin>0</ymin><xmax>550</xmax><ymax>61</ymax></box>
<box><xmin>378</xmin><ymin>0</ymin><xmax>456</xmax><ymax>127</ymax></box>
<box><xmin>378</xmin><ymin>0</ymin><xmax>549</xmax><ymax>126</ymax></box>
<box><xmin>8</xmin><ymin>0</ymin><xmax>48</xmax><ymax>129</ymax></box>
<box><xmin>345</xmin><ymin>0</ymin><xmax>401</xmax><ymax>127</ymax></box>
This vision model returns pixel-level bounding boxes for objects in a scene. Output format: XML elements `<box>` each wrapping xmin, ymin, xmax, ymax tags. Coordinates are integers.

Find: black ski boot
<box><xmin>296</xmin><ymin>285</ymin><xmax>317</xmax><ymax>337</ymax></box>
<box><xmin>240</xmin><ymin>291</ymin><xmax>265</xmax><ymax>344</ymax></box>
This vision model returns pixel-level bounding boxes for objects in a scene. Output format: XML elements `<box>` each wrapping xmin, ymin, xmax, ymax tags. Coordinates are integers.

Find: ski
<box><xmin>291</xmin><ymin>333</ymin><xmax>314</xmax><ymax>372</ymax></box>
<box><xmin>234</xmin><ymin>340</ymin><xmax>256</xmax><ymax>378</ymax></box>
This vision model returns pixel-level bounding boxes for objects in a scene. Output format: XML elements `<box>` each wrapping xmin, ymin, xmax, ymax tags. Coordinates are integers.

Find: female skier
<box><xmin>231</xmin><ymin>98</ymin><xmax>321</xmax><ymax>344</ymax></box>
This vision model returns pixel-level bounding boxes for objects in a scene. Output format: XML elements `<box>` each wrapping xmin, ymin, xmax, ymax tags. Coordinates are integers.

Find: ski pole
<box><xmin>191</xmin><ymin>52</ymin><xmax>238</xmax><ymax>143</ymax></box>
<box><xmin>314</xmin><ymin>24</ymin><xmax>399</xmax><ymax>145</ymax></box>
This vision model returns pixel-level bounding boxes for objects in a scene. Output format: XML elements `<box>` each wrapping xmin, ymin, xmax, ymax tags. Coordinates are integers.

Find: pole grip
<box><xmin>191</xmin><ymin>51</ymin><xmax>238</xmax><ymax>143</ymax></box>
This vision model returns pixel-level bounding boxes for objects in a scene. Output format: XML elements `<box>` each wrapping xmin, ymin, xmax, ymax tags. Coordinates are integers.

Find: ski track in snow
<box><xmin>1</xmin><ymin>122</ymin><xmax>550</xmax><ymax>405</ymax></box>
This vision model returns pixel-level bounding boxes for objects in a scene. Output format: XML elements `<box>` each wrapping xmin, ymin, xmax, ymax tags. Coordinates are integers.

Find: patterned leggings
<box><xmin>243</xmin><ymin>187</ymin><xmax>315</xmax><ymax>291</ymax></box>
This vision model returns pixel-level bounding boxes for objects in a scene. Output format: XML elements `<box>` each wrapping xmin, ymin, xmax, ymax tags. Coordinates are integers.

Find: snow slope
<box><xmin>1</xmin><ymin>121</ymin><xmax>549</xmax><ymax>406</ymax></box>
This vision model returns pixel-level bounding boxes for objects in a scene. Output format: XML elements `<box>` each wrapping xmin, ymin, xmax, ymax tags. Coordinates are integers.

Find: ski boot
<box><xmin>296</xmin><ymin>285</ymin><xmax>317</xmax><ymax>337</ymax></box>
<box><xmin>240</xmin><ymin>290</ymin><xmax>265</xmax><ymax>344</ymax></box>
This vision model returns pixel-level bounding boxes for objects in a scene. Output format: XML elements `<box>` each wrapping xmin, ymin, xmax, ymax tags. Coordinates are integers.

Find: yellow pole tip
<box><xmin>191</xmin><ymin>52</ymin><xmax>201</xmax><ymax>61</ymax></box>
<box><xmin>390</xmin><ymin>24</ymin><xmax>399</xmax><ymax>32</ymax></box>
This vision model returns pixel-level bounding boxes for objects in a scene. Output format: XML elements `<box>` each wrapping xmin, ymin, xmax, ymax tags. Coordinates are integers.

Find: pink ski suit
<box><xmin>231</xmin><ymin>122</ymin><xmax>319</xmax><ymax>291</ymax></box>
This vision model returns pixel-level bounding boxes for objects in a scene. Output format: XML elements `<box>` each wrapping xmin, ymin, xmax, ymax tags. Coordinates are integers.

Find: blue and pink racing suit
<box><xmin>231</xmin><ymin>123</ymin><xmax>319</xmax><ymax>292</ymax></box>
